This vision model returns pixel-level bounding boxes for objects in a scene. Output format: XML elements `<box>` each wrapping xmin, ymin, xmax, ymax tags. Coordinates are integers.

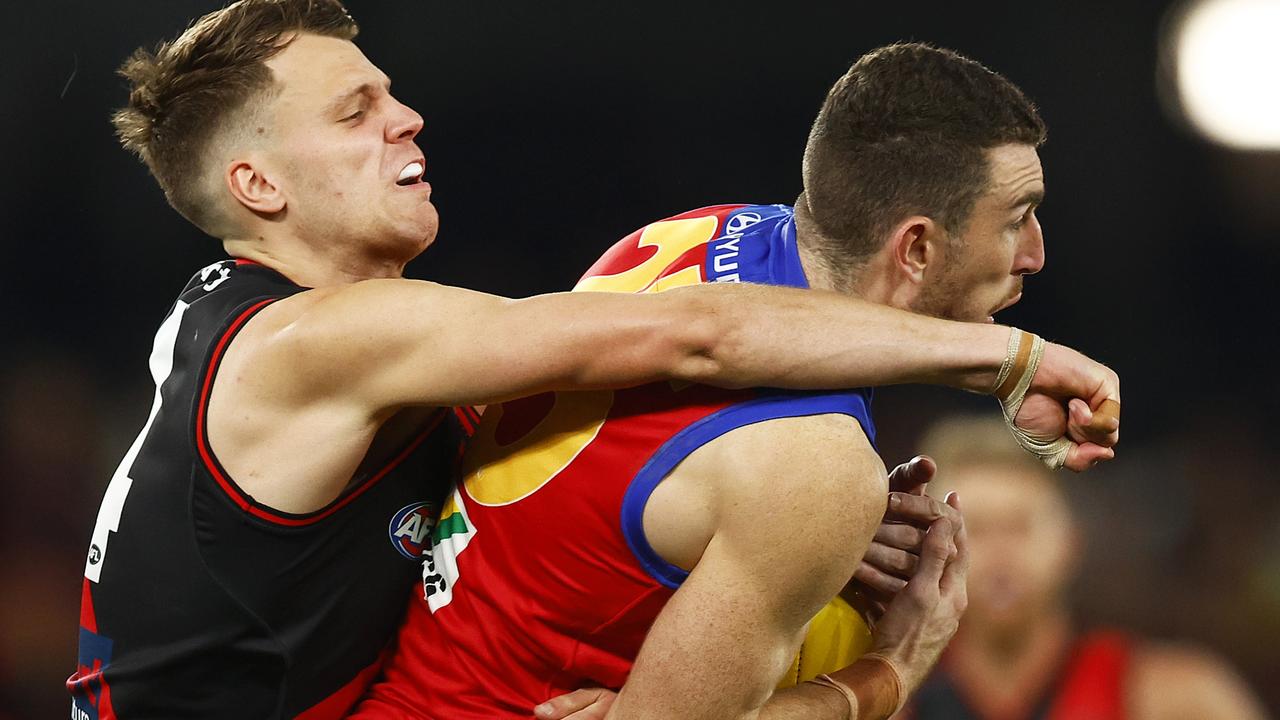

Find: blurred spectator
<box><xmin>899</xmin><ymin>415</ymin><xmax>1269</xmax><ymax>720</ymax></box>
<box><xmin>0</xmin><ymin>352</ymin><xmax>107</xmax><ymax>718</ymax></box>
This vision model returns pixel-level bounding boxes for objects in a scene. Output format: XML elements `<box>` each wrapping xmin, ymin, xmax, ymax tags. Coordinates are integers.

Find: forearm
<box><xmin>666</xmin><ymin>283</ymin><xmax>1010</xmax><ymax>393</ymax></box>
<box><xmin>760</xmin><ymin>656</ymin><xmax>903</xmax><ymax>720</ymax></box>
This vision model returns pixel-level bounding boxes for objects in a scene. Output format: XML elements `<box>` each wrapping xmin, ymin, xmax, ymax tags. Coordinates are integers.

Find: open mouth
<box><xmin>986</xmin><ymin>292</ymin><xmax>1023</xmax><ymax>323</ymax></box>
<box><xmin>396</xmin><ymin>160</ymin><xmax>425</xmax><ymax>186</ymax></box>
<box><xmin>993</xmin><ymin>292</ymin><xmax>1022</xmax><ymax>315</ymax></box>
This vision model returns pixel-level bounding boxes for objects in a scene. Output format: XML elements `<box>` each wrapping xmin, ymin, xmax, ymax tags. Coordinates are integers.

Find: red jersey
<box><xmin>353</xmin><ymin>204</ymin><xmax>876</xmax><ymax>718</ymax></box>
<box><xmin>903</xmin><ymin>630</ymin><xmax>1135</xmax><ymax>720</ymax></box>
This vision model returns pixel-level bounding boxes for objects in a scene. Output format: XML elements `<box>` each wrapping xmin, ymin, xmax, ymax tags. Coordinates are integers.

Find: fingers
<box><xmin>873</xmin><ymin>522</ymin><xmax>926</xmax><ymax>553</ymax></box>
<box><xmin>939</xmin><ymin>493</ymin><xmax>969</xmax><ymax>596</ymax></box>
<box><xmin>886</xmin><ymin>492</ymin><xmax>959</xmax><ymax>526</ymax></box>
<box><xmin>886</xmin><ymin>455</ymin><xmax>936</xmax><ymax>495</ymax></box>
<box><xmin>910</xmin><ymin>516</ymin><xmax>956</xmax><ymax>591</ymax></box>
<box><xmin>1067</xmin><ymin>398</ymin><xmax>1120</xmax><ymax>448</ymax></box>
<box><xmin>853</xmin><ymin>561</ymin><xmax>908</xmax><ymax>597</ymax></box>
<box><xmin>862</xmin><ymin>542</ymin><xmax>921</xmax><ymax>578</ymax></box>
<box><xmin>535</xmin><ymin>688</ymin><xmax>617</xmax><ymax>720</ymax></box>
<box><xmin>944</xmin><ymin>492</ymin><xmax>967</xmax><ymax>556</ymax></box>
<box><xmin>1063</xmin><ymin>441</ymin><xmax>1115</xmax><ymax>472</ymax></box>
<box><xmin>1032</xmin><ymin>343</ymin><xmax>1121</xmax><ymax>448</ymax></box>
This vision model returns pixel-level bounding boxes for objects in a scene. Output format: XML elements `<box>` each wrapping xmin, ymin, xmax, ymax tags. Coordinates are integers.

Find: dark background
<box><xmin>3</xmin><ymin>1</ymin><xmax>1277</xmax><ymax>716</ymax></box>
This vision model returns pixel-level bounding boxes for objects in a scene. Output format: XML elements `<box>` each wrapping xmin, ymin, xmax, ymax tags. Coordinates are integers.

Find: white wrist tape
<box><xmin>993</xmin><ymin>329</ymin><xmax>1072</xmax><ymax>470</ymax></box>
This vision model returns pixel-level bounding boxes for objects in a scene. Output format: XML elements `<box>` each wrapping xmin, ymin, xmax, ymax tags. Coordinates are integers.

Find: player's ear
<box><xmin>226</xmin><ymin>157</ymin><xmax>285</xmax><ymax>215</ymax></box>
<box><xmin>888</xmin><ymin>215</ymin><xmax>939</xmax><ymax>284</ymax></box>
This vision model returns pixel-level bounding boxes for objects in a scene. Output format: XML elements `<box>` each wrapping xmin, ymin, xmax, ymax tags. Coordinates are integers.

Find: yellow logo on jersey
<box><xmin>574</xmin><ymin>215</ymin><xmax>719</xmax><ymax>294</ymax></box>
<box><xmin>462</xmin><ymin>390</ymin><xmax>615</xmax><ymax>506</ymax></box>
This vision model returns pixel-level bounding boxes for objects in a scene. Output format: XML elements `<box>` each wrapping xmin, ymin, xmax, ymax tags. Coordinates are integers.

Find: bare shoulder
<box><xmin>218</xmin><ymin>278</ymin><xmax>455</xmax><ymax>406</ymax></box>
<box><xmin>214</xmin><ymin>285</ymin><xmax>340</xmax><ymax>407</ymax></box>
<box><xmin>650</xmin><ymin>412</ymin><xmax>886</xmax><ymax>572</ymax></box>
<box><xmin>696</xmin><ymin>413</ymin><xmax>882</xmax><ymax>504</ymax></box>
<box><xmin>206</xmin><ymin>284</ymin><xmax>380</xmax><ymax>513</ymax></box>
<box><xmin>1130</xmin><ymin>641</ymin><xmax>1270</xmax><ymax>720</ymax></box>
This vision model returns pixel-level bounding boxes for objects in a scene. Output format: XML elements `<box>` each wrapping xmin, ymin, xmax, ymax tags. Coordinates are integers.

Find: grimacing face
<box><xmin>947</xmin><ymin>462</ymin><xmax>1078</xmax><ymax>632</ymax></box>
<box><xmin>915</xmin><ymin>143</ymin><xmax>1046</xmax><ymax>322</ymax></box>
<box><xmin>259</xmin><ymin>33</ymin><xmax>436</xmax><ymax>258</ymax></box>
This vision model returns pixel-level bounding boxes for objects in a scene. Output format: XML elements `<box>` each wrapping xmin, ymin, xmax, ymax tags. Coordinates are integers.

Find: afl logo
<box><xmin>388</xmin><ymin>501</ymin><xmax>437</xmax><ymax>560</ymax></box>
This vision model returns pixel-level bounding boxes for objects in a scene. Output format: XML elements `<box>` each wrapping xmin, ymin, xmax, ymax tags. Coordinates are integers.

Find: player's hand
<box><xmin>534</xmin><ymin>687</ymin><xmax>618</xmax><ymax>720</ymax></box>
<box><xmin>1018</xmin><ymin>341</ymin><xmax>1121</xmax><ymax>471</ymax></box>
<box><xmin>846</xmin><ymin>456</ymin><xmax>939</xmax><ymax>617</ymax></box>
<box><xmin>867</xmin><ymin>492</ymin><xmax>968</xmax><ymax>694</ymax></box>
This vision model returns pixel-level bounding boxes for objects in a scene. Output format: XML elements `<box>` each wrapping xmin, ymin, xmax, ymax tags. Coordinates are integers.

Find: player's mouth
<box><xmin>395</xmin><ymin>159</ymin><xmax>429</xmax><ymax>191</ymax></box>
<box><xmin>986</xmin><ymin>292</ymin><xmax>1022</xmax><ymax>323</ymax></box>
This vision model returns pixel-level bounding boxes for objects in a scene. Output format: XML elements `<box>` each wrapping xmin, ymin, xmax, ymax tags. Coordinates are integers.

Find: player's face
<box><xmin>915</xmin><ymin>144</ymin><xmax>1046</xmax><ymax>322</ymax></box>
<box><xmin>262</xmin><ymin>34</ymin><xmax>437</xmax><ymax>260</ymax></box>
<box><xmin>947</xmin><ymin>463</ymin><xmax>1077</xmax><ymax>633</ymax></box>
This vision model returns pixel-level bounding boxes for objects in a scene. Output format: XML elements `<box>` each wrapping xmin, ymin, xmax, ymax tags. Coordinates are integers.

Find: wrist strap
<box><xmin>993</xmin><ymin>328</ymin><xmax>1071</xmax><ymax>470</ymax></box>
<box><xmin>860</xmin><ymin>653</ymin><xmax>906</xmax><ymax>718</ymax></box>
<box><xmin>806</xmin><ymin>653</ymin><xmax>904</xmax><ymax>720</ymax></box>
<box><xmin>808</xmin><ymin>674</ymin><xmax>859</xmax><ymax>720</ymax></box>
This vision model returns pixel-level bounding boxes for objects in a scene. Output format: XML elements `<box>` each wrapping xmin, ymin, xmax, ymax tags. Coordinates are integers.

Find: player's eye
<box><xmin>341</xmin><ymin>109</ymin><xmax>365</xmax><ymax>123</ymax></box>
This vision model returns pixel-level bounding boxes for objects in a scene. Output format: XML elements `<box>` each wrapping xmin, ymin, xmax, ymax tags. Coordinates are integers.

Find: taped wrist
<box><xmin>806</xmin><ymin>653</ymin><xmax>905</xmax><ymax>720</ymax></box>
<box><xmin>992</xmin><ymin>328</ymin><xmax>1071</xmax><ymax>470</ymax></box>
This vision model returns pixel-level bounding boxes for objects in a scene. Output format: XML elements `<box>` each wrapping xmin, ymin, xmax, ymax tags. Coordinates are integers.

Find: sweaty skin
<box><xmin>621</xmin><ymin>414</ymin><xmax>892</xmax><ymax>719</ymax></box>
<box><xmin>207</xmin><ymin>36</ymin><xmax>1119</xmax><ymax>519</ymax></box>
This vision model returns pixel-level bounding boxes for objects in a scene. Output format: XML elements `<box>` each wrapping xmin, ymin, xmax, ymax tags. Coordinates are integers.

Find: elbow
<box><xmin>659</xmin><ymin>290</ymin><xmax>744</xmax><ymax>387</ymax></box>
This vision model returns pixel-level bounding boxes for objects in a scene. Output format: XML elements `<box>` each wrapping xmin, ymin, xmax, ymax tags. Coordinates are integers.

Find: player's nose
<box><xmin>386</xmin><ymin>96</ymin><xmax>424</xmax><ymax>144</ymax></box>
<box><xmin>1015</xmin><ymin>212</ymin><xmax>1045</xmax><ymax>276</ymax></box>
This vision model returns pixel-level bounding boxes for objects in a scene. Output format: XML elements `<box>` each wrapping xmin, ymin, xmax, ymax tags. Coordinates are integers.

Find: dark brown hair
<box><xmin>113</xmin><ymin>0</ymin><xmax>358</xmax><ymax>236</ymax></box>
<box><xmin>800</xmin><ymin>43</ymin><xmax>1046</xmax><ymax>270</ymax></box>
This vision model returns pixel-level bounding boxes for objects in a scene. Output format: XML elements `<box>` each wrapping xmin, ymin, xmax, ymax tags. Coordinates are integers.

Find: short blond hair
<box><xmin>112</xmin><ymin>0</ymin><xmax>358</xmax><ymax>236</ymax></box>
<box><xmin>919</xmin><ymin>415</ymin><xmax>1057</xmax><ymax>497</ymax></box>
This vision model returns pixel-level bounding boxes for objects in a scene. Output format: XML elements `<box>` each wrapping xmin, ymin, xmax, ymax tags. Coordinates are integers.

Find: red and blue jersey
<box><xmin>353</xmin><ymin>204</ymin><xmax>876</xmax><ymax>719</ymax></box>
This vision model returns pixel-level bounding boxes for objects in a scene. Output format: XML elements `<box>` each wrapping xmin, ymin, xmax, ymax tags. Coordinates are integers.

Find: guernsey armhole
<box><xmin>193</xmin><ymin>297</ymin><xmax>447</xmax><ymax>528</ymax></box>
<box><xmin>620</xmin><ymin>390</ymin><xmax>876</xmax><ymax>589</ymax></box>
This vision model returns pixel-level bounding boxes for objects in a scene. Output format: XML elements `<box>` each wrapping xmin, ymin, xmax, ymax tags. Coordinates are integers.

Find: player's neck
<box><xmin>954</xmin><ymin>607</ymin><xmax>1072</xmax><ymax>673</ymax></box>
<box><xmin>223</xmin><ymin>230</ymin><xmax>408</xmax><ymax>288</ymax></box>
<box><xmin>945</xmin><ymin>609</ymin><xmax>1074</xmax><ymax>716</ymax></box>
<box><xmin>793</xmin><ymin>199</ymin><xmax>905</xmax><ymax>309</ymax></box>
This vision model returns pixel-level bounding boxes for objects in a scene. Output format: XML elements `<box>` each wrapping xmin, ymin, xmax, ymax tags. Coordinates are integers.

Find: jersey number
<box><xmin>84</xmin><ymin>302</ymin><xmax>187</xmax><ymax>582</ymax></box>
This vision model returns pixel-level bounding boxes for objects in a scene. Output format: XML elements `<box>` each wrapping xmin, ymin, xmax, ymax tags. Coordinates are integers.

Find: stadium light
<box><xmin>1169</xmin><ymin>0</ymin><xmax>1280</xmax><ymax>150</ymax></box>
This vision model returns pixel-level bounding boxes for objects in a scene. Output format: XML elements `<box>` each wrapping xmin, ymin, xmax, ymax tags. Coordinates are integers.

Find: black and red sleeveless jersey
<box><xmin>902</xmin><ymin>630</ymin><xmax>1134</xmax><ymax>720</ymax></box>
<box><xmin>68</xmin><ymin>259</ymin><xmax>460</xmax><ymax>720</ymax></box>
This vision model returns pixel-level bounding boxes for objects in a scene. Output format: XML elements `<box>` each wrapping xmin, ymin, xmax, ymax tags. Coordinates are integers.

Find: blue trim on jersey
<box><xmin>622</xmin><ymin>202</ymin><xmax>878</xmax><ymax>589</ymax></box>
<box><xmin>621</xmin><ymin>390</ymin><xmax>877</xmax><ymax>589</ymax></box>
<box><xmin>706</xmin><ymin>205</ymin><xmax>808</xmax><ymax>288</ymax></box>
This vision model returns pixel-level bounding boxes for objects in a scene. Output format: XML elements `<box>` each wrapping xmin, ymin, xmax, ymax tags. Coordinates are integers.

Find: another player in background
<box><xmin>902</xmin><ymin>416</ymin><xmax>1268</xmax><ymax>720</ymax></box>
<box><xmin>355</xmin><ymin>44</ymin><xmax>1119</xmax><ymax>720</ymax></box>
<box><xmin>70</xmin><ymin>3</ymin><xmax>1120</xmax><ymax>719</ymax></box>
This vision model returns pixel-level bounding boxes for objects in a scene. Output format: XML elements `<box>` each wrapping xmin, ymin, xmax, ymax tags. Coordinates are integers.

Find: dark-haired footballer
<box><xmin>71</xmin><ymin>2</ymin><xmax>1123</xmax><ymax>718</ymax></box>
<box><xmin>354</xmin><ymin>44</ymin><xmax>1120</xmax><ymax>720</ymax></box>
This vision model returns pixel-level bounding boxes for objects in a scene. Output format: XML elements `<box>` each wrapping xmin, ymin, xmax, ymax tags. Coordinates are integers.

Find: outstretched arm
<box><xmin>260</xmin><ymin>279</ymin><xmax>1118</xmax><ymax>433</ymax></box>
